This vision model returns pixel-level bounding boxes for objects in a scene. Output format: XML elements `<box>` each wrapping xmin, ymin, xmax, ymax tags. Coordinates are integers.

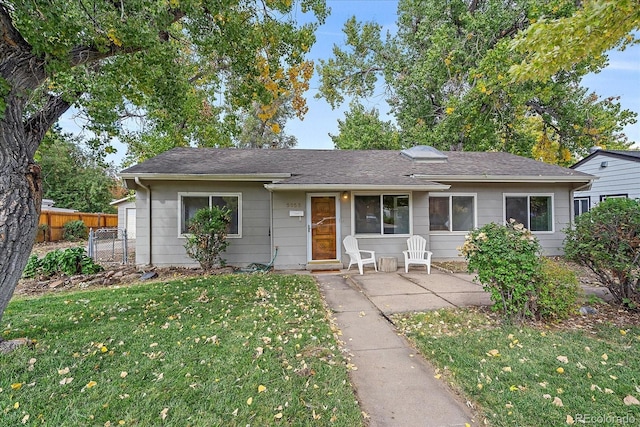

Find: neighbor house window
<box><xmin>600</xmin><ymin>194</ymin><xmax>627</xmax><ymax>201</ymax></box>
<box><xmin>429</xmin><ymin>194</ymin><xmax>476</xmax><ymax>232</ymax></box>
<box><xmin>179</xmin><ymin>193</ymin><xmax>241</xmax><ymax>237</ymax></box>
<box><xmin>504</xmin><ymin>194</ymin><xmax>553</xmax><ymax>232</ymax></box>
<box><xmin>354</xmin><ymin>194</ymin><xmax>410</xmax><ymax>235</ymax></box>
<box><xmin>574</xmin><ymin>197</ymin><xmax>589</xmax><ymax>217</ymax></box>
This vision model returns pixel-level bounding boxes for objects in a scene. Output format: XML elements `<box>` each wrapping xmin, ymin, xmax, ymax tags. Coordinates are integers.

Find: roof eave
<box><xmin>411</xmin><ymin>174</ymin><xmax>596</xmax><ymax>183</ymax></box>
<box><xmin>264</xmin><ymin>183</ymin><xmax>451</xmax><ymax>191</ymax></box>
<box><xmin>119</xmin><ymin>172</ymin><xmax>291</xmax><ymax>182</ymax></box>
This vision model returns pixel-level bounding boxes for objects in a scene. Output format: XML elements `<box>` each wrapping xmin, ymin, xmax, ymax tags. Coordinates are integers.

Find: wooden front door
<box><xmin>310</xmin><ymin>196</ymin><xmax>337</xmax><ymax>260</ymax></box>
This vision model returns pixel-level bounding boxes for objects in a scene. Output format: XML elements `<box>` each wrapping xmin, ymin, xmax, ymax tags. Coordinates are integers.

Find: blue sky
<box><xmin>61</xmin><ymin>0</ymin><xmax>640</xmax><ymax>164</ymax></box>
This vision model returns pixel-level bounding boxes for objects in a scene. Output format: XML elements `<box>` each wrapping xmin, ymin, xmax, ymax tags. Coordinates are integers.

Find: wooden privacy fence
<box><xmin>37</xmin><ymin>211</ymin><xmax>118</xmax><ymax>242</ymax></box>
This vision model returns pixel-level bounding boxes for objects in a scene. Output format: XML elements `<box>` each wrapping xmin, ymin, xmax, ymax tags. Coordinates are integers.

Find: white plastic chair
<box><xmin>403</xmin><ymin>235</ymin><xmax>432</xmax><ymax>274</ymax></box>
<box><xmin>343</xmin><ymin>235</ymin><xmax>378</xmax><ymax>275</ymax></box>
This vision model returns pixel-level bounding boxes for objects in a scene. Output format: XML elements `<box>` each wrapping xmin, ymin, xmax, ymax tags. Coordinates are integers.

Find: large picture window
<box><xmin>429</xmin><ymin>194</ymin><xmax>475</xmax><ymax>232</ymax></box>
<box><xmin>504</xmin><ymin>194</ymin><xmax>553</xmax><ymax>232</ymax></box>
<box><xmin>354</xmin><ymin>194</ymin><xmax>410</xmax><ymax>235</ymax></box>
<box><xmin>179</xmin><ymin>193</ymin><xmax>241</xmax><ymax>237</ymax></box>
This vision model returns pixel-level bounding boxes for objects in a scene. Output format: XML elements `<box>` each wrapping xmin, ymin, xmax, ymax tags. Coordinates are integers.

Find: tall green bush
<box><xmin>564</xmin><ymin>197</ymin><xmax>640</xmax><ymax>309</ymax></box>
<box><xmin>460</xmin><ymin>220</ymin><xmax>580</xmax><ymax>321</ymax></box>
<box><xmin>184</xmin><ymin>206</ymin><xmax>231</xmax><ymax>271</ymax></box>
<box><xmin>460</xmin><ymin>220</ymin><xmax>541</xmax><ymax>320</ymax></box>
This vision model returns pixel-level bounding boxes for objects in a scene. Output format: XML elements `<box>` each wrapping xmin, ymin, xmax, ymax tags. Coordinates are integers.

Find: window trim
<box><xmin>351</xmin><ymin>192</ymin><xmax>412</xmax><ymax>237</ymax></box>
<box><xmin>600</xmin><ymin>194</ymin><xmax>628</xmax><ymax>201</ymax></box>
<box><xmin>428</xmin><ymin>193</ymin><xmax>477</xmax><ymax>234</ymax></box>
<box><xmin>178</xmin><ymin>192</ymin><xmax>242</xmax><ymax>238</ymax></box>
<box><xmin>503</xmin><ymin>193</ymin><xmax>554</xmax><ymax>234</ymax></box>
<box><xmin>573</xmin><ymin>197</ymin><xmax>590</xmax><ymax>217</ymax></box>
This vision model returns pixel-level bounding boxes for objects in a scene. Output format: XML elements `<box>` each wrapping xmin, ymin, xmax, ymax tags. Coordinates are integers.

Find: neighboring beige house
<box><xmin>570</xmin><ymin>148</ymin><xmax>640</xmax><ymax>216</ymax></box>
<box><xmin>119</xmin><ymin>146</ymin><xmax>595</xmax><ymax>270</ymax></box>
<box><xmin>110</xmin><ymin>196</ymin><xmax>137</xmax><ymax>239</ymax></box>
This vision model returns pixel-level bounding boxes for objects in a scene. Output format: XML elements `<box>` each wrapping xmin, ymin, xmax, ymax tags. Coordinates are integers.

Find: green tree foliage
<box><xmin>0</xmin><ymin>0</ymin><xmax>327</xmax><ymax>325</ymax></box>
<box><xmin>184</xmin><ymin>207</ymin><xmax>232</xmax><ymax>271</ymax></box>
<box><xmin>37</xmin><ymin>127</ymin><xmax>117</xmax><ymax>213</ymax></box>
<box><xmin>235</xmin><ymin>100</ymin><xmax>298</xmax><ymax>149</ymax></box>
<box><xmin>564</xmin><ymin>198</ymin><xmax>640</xmax><ymax>310</ymax></box>
<box><xmin>510</xmin><ymin>0</ymin><xmax>640</xmax><ymax>82</ymax></box>
<box><xmin>317</xmin><ymin>0</ymin><xmax>635</xmax><ymax>164</ymax></box>
<box><xmin>330</xmin><ymin>103</ymin><xmax>400</xmax><ymax>150</ymax></box>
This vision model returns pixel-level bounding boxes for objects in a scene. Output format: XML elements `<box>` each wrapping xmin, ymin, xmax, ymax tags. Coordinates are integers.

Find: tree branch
<box><xmin>24</xmin><ymin>94</ymin><xmax>73</xmax><ymax>157</ymax></box>
<box><xmin>525</xmin><ymin>100</ymin><xmax>563</xmax><ymax>134</ymax></box>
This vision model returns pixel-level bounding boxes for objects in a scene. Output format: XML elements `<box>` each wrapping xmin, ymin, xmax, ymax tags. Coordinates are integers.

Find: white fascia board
<box><xmin>264</xmin><ymin>183</ymin><xmax>451</xmax><ymax>191</ymax></box>
<box><xmin>118</xmin><ymin>173</ymin><xmax>291</xmax><ymax>182</ymax></box>
<box><xmin>411</xmin><ymin>174</ymin><xmax>595</xmax><ymax>184</ymax></box>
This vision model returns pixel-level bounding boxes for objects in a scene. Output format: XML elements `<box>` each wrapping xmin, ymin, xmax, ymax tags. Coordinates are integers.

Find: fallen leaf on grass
<box><xmin>543</xmin><ymin>394</ymin><xmax>551</xmax><ymax>399</ymax></box>
<box><xmin>247</xmin><ymin>397</ymin><xmax>253</xmax><ymax>405</ymax></box>
<box><xmin>624</xmin><ymin>395</ymin><xmax>640</xmax><ymax>405</ymax></box>
<box><xmin>486</xmin><ymin>349</ymin><xmax>500</xmax><ymax>357</ymax></box>
<box><xmin>258</xmin><ymin>384</ymin><xmax>267</xmax><ymax>393</ymax></box>
<box><xmin>556</xmin><ymin>367</ymin><xmax>565</xmax><ymax>374</ymax></box>
<box><xmin>553</xmin><ymin>397</ymin><xmax>563</xmax><ymax>407</ymax></box>
<box><xmin>59</xmin><ymin>377</ymin><xmax>73</xmax><ymax>385</ymax></box>
<box><xmin>601</xmin><ymin>353</ymin><xmax>608</xmax><ymax>361</ymax></box>
<box><xmin>556</xmin><ymin>356</ymin><xmax>568</xmax><ymax>364</ymax></box>
<box><xmin>11</xmin><ymin>383</ymin><xmax>22</xmax><ymax>390</ymax></box>
<box><xmin>566</xmin><ymin>415</ymin><xmax>574</xmax><ymax>425</ymax></box>
<box><xmin>502</xmin><ymin>366</ymin><xmax>512</xmax><ymax>373</ymax></box>
<box><xmin>86</xmin><ymin>380</ymin><xmax>97</xmax><ymax>389</ymax></box>
<box><xmin>160</xmin><ymin>407</ymin><xmax>169</xmax><ymax>420</ymax></box>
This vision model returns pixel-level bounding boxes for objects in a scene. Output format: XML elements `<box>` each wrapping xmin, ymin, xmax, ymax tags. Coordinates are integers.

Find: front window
<box><xmin>179</xmin><ymin>193</ymin><xmax>241</xmax><ymax>237</ymax></box>
<box><xmin>354</xmin><ymin>194</ymin><xmax>410</xmax><ymax>235</ymax></box>
<box><xmin>429</xmin><ymin>195</ymin><xmax>475</xmax><ymax>232</ymax></box>
<box><xmin>505</xmin><ymin>194</ymin><xmax>553</xmax><ymax>232</ymax></box>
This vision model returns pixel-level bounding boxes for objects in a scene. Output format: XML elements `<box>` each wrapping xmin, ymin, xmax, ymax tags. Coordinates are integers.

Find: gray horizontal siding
<box><xmin>135</xmin><ymin>181</ymin><xmax>271</xmax><ymax>267</ymax></box>
<box><xmin>574</xmin><ymin>157</ymin><xmax>640</xmax><ymax>208</ymax></box>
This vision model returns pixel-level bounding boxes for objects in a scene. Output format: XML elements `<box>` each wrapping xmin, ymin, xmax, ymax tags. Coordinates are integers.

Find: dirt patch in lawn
<box><xmin>14</xmin><ymin>241</ymin><xmax>229</xmax><ymax>297</ymax></box>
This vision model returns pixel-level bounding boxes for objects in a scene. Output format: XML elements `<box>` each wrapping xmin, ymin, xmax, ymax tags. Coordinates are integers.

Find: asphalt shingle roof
<box><xmin>120</xmin><ymin>147</ymin><xmax>593</xmax><ymax>186</ymax></box>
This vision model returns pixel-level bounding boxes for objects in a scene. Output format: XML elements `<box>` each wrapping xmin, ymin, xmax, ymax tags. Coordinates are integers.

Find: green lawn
<box><xmin>1</xmin><ymin>275</ymin><xmax>364</xmax><ymax>426</ymax></box>
<box><xmin>393</xmin><ymin>308</ymin><xmax>640</xmax><ymax>427</ymax></box>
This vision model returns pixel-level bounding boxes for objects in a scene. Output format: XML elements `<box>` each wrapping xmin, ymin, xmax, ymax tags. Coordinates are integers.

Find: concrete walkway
<box><xmin>314</xmin><ymin>268</ymin><xmax>612</xmax><ymax>427</ymax></box>
<box><xmin>314</xmin><ymin>269</ymin><xmax>483</xmax><ymax>427</ymax></box>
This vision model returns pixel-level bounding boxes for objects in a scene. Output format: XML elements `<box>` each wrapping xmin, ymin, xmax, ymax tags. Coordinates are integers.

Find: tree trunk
<box><xmin>0</xmin><ymin>110</ymin><xmax>42</xmax><ymax>327</ymax></box>
<box><xmin>0</xmin><ymin>4</ymin><xmax>73</xmax><ymax>328</ymax></box>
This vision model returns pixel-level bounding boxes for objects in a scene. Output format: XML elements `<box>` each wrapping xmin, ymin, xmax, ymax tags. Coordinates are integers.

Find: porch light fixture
<box><xmin>600</xmin><ymin>161</ymin><xmax>608</xmax><ymax>168</ymax></box>
<box><xmin>342</xmin><ymin>191</ymin><xmax>349</xmax><ymax>200</ymax></box>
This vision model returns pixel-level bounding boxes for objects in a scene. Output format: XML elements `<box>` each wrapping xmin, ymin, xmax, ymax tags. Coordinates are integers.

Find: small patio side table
<box><xmin>378</xmin><ymin>257</ymin><xmax>397</xmax><ymax>272</ymax></box>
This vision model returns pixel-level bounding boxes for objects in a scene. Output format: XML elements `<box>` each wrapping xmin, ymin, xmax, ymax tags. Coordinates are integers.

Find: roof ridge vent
<box><xmin>400</xmin><ymin>145</ymin><xmax>448</xmax><ymax>162</ymax></box>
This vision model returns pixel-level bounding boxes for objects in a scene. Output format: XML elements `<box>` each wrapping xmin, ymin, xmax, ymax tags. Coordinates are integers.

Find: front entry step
<box><xmin>306</xmin><ymin>261</ymin><xmax>344</xmax><ymax>271</ymax></box>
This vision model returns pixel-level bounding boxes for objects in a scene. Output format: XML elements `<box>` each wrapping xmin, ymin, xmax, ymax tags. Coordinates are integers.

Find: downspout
<box><xmin>135</xmin><ymin>177</ymin><xmax>152</xmax><ymax>266</ymax></box>
<box><xmin>269</xmin><ymin>189</ymin><xmax>274</xmax><ymax>267</ymax></box>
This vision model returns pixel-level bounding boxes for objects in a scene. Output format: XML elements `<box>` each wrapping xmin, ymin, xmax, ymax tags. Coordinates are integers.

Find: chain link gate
<box><xmin>88</xmin><ymin>228</ymin><xmax>133</xmax><ymax>265</ymax></box>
